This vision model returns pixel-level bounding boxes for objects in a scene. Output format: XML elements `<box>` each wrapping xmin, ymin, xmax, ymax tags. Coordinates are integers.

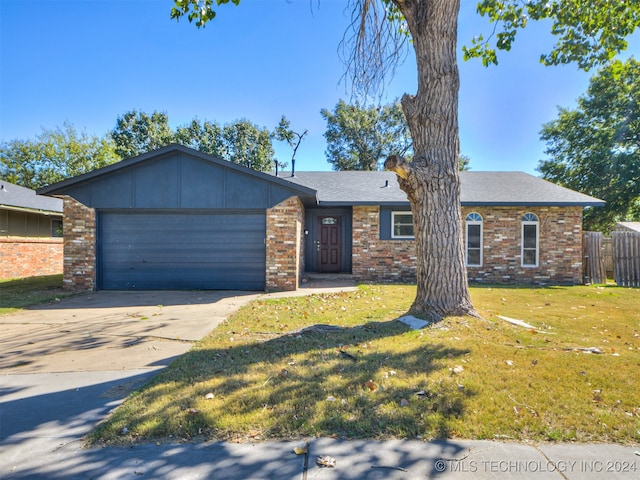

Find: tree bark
<box><xmin>387</xmin><ymin>0</ymin><xmax>478</xmax><ymax>321</ymax></box>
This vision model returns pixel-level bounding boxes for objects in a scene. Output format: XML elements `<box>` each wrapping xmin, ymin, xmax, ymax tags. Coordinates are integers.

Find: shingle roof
<box><xmin>0</xmin><ymin>180</ymin><xmax>62</xmax><ymax>213</ymax></box>
<box><xmin>278</xmin><ymin>171</ymin><xmax>604</xmax><ymax>207</ymax></box>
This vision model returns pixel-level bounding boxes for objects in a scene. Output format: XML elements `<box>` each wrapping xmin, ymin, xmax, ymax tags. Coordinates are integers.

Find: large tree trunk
<box><xmin>386</xmin><ymin>0</ymin><xmax>478</xmax><ymax>321</ymax></box>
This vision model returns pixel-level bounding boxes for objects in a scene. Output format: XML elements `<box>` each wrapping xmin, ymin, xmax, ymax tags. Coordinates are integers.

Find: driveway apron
<box><xmin>0</xmin><ymin>290</ymin><xmax>265</xmax><ymax>478</ymax></box>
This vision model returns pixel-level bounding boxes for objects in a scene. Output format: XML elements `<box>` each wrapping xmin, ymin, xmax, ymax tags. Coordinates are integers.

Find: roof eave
<box><xmin>461</xmin><ymin>201</ymin><xmax>606</xmax><ymax>207</ymax></box>
<box><xmin>0</xmin><ymin>204</ymin><xmax>63</xmax><ymax>216</ymax></box>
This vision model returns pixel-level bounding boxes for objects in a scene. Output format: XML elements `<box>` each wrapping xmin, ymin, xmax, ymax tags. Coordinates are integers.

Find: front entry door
<box><xmin>317</xmin><ymin>216</ymin><xmax>341</xmax><ymax>273</ymax></box>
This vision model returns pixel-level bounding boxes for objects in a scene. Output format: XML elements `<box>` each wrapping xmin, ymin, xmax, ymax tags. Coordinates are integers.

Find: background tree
<box><xmin>321</xmin><ymin>99</ymin><xmax>412</xmax><ymax>171</ymax></box>
<box><xmin>172</xmin><ymin>0</ymin><xmax>639</xmax><ymax>321</ymax></box>
<box><xmin>222</xmin><ymin>119</ymin><xmax>275</xmax><ymax>172</ymax></box>
<box><xmin>539</xmin><ymin>58</ymin><xmax>640</xmax><ymax>233</ymax></box>
<box><xmin>0</xmin><ymin>123</ymin><xmax>118</xmax><ymax>189</ymax></box>
<box><xmin>111</xmin><ymin>110</ymin><xmax>175</xmax><ymax>158</ymax></box>
<box><xmin>112</xmin><ymin>110</ymin><xmax>276</xmax><ymax>172</ymax></box>
<box><xmin>175</xmin><ymin>118</ymin><xmax>226</xmax><ymax>157</ymax></box>
<box><xmin>458</xmin><ymin>154</ymin><xmax>471</xmax><ymax>172</ymax></box>
<box><xmin>273</xmin><ymin>115</ymin><xmax>307</xmax><ymax>175</ymax></box>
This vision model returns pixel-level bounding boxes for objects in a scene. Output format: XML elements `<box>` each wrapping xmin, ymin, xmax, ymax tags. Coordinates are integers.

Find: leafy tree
<box><xmin>222</xmin><ymin>119</ymin><xmax>275</xmax><ymax>172</ymax></box>
<box><xmin>112</xmin><ymin>110</ymin><xmax>276</xmax><ymax>172</ymax></box>
<box><xmin>0</xmin><ymin>123</ymin><xmax>118</xmax><ymax>189</ymax></box>
<box><xmin>111</xmin><ymin>110</ymin><xmax>175</xmax><ymax>158</ymax></box>
<box><xmin>321</xmin><ymin>100</ymin><xmax>412</xmax><ymax>171</ymax></box>
<box><xmin>539</xmin><ymin>59</ymin><xmax>640</xmax><ymax>233</ymax></box>
<box><xmin>170</xmin><ymin>0</ymin><xmax>639</xmax><ymax>321</ymax></box>
<box><xmin>459</xmin><ymin>154</ymin><xmax>471</xmax><ymax>172</ymax></box>
<box><xmin>175</xmin><ymin>118</ymin><xmax>226</xmax><ymax>157</ymax></box>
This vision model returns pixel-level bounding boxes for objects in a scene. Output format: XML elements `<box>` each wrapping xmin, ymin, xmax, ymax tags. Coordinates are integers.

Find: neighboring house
<box><xmin>614</xmin><ymin>222</ymin><xmax>640</xmax><ymax>233</ymax></box>
<box><xmin>38</xmin><ymin>144</ymin><xmax>603</xmax><ymax>292</ymax></box>
<box><xmin>0</xmin><ymin>180</ymin><xmax>64</xmax><ymax>280</ymax></box>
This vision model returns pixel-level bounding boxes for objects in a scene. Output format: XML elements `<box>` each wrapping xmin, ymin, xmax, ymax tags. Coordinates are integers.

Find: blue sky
<box><xmin>1</xmin><ymin>0</ymin><xmax>638</xmax><ymax>174</ymax></box>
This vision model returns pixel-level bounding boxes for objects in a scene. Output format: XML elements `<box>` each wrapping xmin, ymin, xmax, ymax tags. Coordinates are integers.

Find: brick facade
<box><xmin>463</xmin><ymin>206</ymin><xmax>584</xmax><ymax>285</ymax></box>
<box><xmin>0</xmin><ymin>237</ymin><xmax>63</xmax><ymax>280</ymax></box>
<box><xmin>266</xmin><ymin>196</ymin><xmax>305</xmax><ymax>291</ymax></box>
<box><xmin>62</xmin><ymin>196</ymin><xmax>96</xmax><ymax>291</ymax></box>
<box><xmin>352</xmin><ymin>206</ymin><xmax>417</xmax><ymax>283</ymax></box>
<box><xmin>350</xmin><ymin>205</ymin><xmax>584</xmax><ymax>286</ymax></box>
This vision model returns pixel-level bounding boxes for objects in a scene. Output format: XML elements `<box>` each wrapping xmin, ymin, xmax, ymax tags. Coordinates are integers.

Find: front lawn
<box><xmin>89</xmin><ymin>284</ymin><xmax>640</xmax><ymax>445</ymax></box>
<box><xmin>0</xmin><ymin>275</ymin><xmax>70</xmax><ymax>315</ymax></box>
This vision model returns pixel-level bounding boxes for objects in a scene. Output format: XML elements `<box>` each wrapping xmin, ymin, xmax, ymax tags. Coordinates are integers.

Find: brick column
<box><xmin>62</xmin><ymin>196</ymin><xmax>96</xmax><ymax>291</ymax></box>
<box><xmin>265</xmin><ymin>196</ymin><xmax>305</xmax><ymax>291</ymax></box>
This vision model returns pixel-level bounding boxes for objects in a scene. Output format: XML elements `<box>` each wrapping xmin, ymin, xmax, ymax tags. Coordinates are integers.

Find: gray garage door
<box><xmin>98</xmin><ymin>211</ymin><xmax>265</xmax><ymax>290</ymax></box>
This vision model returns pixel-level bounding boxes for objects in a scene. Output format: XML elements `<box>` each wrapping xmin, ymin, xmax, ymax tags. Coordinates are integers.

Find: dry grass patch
<box><xmin>89</xmin><ymin>285</ymin><xmax>640</xmax><ymax>446</ymax></box>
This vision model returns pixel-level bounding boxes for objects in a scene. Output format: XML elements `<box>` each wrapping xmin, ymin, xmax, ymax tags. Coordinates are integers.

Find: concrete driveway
<box><xmin>0</xmin><ymin>290</ymin><xmax>285</xmax><ymax>478</ymax></box>
<box><xmin>0</xmin><ymin>284</ymin><xmax>359</xmax><ymax>479</ymax></box>
<box><xmin>0</xmin><ymin>290</ymin><xmax>260</xmax><ymax>374</ymax></box>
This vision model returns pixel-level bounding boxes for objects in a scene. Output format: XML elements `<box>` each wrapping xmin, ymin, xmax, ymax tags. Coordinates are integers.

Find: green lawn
<box><xmin>89</xmin><ymin>284</ymin><xmax>640</xmax><ymax>445</ymax></box>
<box><xmin>0</xmin><ymin>274</ymin><xmax>70</xmax><ymax>314</ymax></box>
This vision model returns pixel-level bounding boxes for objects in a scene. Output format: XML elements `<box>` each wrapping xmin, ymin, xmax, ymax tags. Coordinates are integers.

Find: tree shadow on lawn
<box><xmin>93</xmin><ymin>319</ymin><xmax>474</xmax><ymax>444</ymax></box>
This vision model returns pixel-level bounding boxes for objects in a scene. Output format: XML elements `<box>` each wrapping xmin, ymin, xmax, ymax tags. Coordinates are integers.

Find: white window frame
<box><xmin>521</xmin><ymin>213</ymin><xmax>539</xmax><ymax>267</ymax></box>
<box><xmin>465</xmin><ymin>212</ymin><xmax>483</xmax><ymax>266</ymax></box>
<box><xmin>391</xmin><ymin>211</ymin><xmax>414</xmax><ymax>239</ymax></box>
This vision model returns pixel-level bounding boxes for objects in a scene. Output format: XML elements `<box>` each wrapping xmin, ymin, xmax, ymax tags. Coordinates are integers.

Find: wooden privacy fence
<box><xmin>612</xmin><ymin>231</ymin><xmax>640</xmax><ymax>287</ymax></box>
<box><xmin>584</xmin><ymin>231</ymin><xmax>640</xmax><ymax>286</ymax></box>
<box><xmin>583</xmin><ymin>232</ymin><xmax>607</xmax><ymax>284</ymax></box>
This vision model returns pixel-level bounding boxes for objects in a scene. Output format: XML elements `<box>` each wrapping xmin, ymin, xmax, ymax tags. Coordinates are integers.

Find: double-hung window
<box><xmin>521</xmin><ymin>213</ymin><xmax>539</xmax><ymax>267</ymax></box>
<box><xmin>465</xmin><ymin>212</ymin><xmax>483</xmax><ymax>266</ymax></box>
<box><xmin>391</xmin><ymin>212</ymin><xmax>414</xmax><ymax>239</ymax></box>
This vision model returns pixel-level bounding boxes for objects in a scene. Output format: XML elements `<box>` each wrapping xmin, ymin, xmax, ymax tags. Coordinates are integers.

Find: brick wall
<box><xmin>266</xmin><ymin>196</ymin><xmax>305</xmax><ymax>291</ymax></box>
<box><xmin>0</xmin><ymin>237</ymin><xmax>63</xmax><ymax>280</ymax></box>
<box><xmin>62</xmin><ymin>196</ymin><xmax>96</xmax><ymax>291</ymax></box>
<box><xmin>351</xmin><ymin>205</ymin><xmax>584</xmax><ymax>286</ymax></box>
<box><xmin>352</xmin><ymin>206</ymin><xmax>417</xmax><ymax>283</ymax></box>
<box><xmin>463</xmin><ymin>206</ymin><xmax>584</xmax><ymax>285</ymax></box>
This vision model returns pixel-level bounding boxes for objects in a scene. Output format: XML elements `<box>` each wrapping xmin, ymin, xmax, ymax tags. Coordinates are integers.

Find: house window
<box><xmin>391</xmin><ymin>212</ymin><xmax>414</xmax><ymax>239</ymax></box>
<box><xmin>51</xmin><ymin>219</ymin><xmax>63</xmax><ymax>237</ymax></box>
<box><xmin>521</xmin><ymin>213</ymin><xmax>539</xmax><ymax>267</ymax></box>
<box><xmin>465</xmin><ymin>212</ymin><xmax>483</xmax><ymax>266</ymax></box>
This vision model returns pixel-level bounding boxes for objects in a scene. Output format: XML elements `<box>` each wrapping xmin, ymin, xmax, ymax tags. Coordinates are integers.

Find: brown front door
<box><xmin>318</xmin><ymin>216</ymin><xmax>341</xmax><ymax>273</ymax></box>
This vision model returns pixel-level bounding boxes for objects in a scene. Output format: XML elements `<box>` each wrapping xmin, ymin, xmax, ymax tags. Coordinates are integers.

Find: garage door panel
<box><xmin>99</xmin><ymin>212</ymin><xmax>265</xmax><ymax>290</ymax></box>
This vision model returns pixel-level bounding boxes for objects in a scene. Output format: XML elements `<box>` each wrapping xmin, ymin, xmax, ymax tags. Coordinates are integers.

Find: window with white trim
<box><xmin>391</xmin><ymin>212</ymin><xmax>414</xmax><ymax>239</ymax></box>
<box><xmin>465</xmin><ymin>212</ymin><xmax>483</xmax><ymax>266</ymax></box>
<box><xmin>521</xmin><ymin>213</ymin><xmax>539</xmax><ymax>267</ymax></box>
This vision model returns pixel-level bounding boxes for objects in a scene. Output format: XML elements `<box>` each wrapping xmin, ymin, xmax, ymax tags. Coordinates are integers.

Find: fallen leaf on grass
<box><xmin>364</xmin><ymin>380</ymin><xmax>378</xmax><ymax>391</ymax></box>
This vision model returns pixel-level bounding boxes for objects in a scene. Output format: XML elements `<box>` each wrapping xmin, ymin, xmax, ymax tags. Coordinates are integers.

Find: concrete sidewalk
<box><xmin>1</xmin><ymin>286</ymin><xmax>638</xmax><ymax>479</ymax></box>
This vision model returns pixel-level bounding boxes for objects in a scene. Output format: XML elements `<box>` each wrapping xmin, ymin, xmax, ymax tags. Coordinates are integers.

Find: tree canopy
<box><xmin>0</xmin><ymin>123</ymin><xmax>119</xmax><ymax>190</ymax></box>
<box><xmin>321</xmin><ymin>100</ymin><xmax>412</xmax><ymax>171</ymax></box>
<box><xmin>539</xmin><ymin>58</ymin><xmax>640</xmax><ymax>232</ymax></box>
<box><xmin>111</xmin><ymin>110</ymin><xmax>276</xmax><ymax>172</ymax></box>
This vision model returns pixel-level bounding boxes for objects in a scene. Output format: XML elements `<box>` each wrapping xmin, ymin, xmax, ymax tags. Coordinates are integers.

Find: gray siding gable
<box><xmin>38</xmin><ymin>144</ymin><xmax>316</xmax><ymax>210</ymax></box>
